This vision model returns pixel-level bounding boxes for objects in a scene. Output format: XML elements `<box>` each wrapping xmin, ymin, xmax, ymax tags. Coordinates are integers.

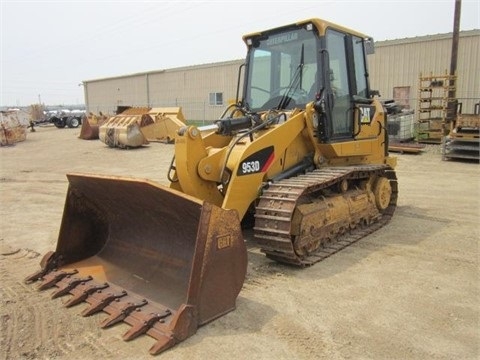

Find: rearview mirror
<box><xmin>365</xmin><ymin>37</ymin><xmax>375</xmax><ymax>55</ymax></box>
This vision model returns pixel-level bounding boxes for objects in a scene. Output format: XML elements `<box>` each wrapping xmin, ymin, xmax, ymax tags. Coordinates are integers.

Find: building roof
<box><xmin>83</xmin><ymin>59</ymin><xmax>243</xmax><ymax>84</ymax></box>
<box><xmin>375</xmin><ymin>29</ymin><xmax>479</xmax><ymax>47</ymax></box>
<box><xmin>83</xmin><ymin>30</ymin><xmax>479</xmax><ymax>83</ymax></box>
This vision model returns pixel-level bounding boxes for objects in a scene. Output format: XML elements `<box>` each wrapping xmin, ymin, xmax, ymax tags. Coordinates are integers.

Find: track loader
<box><xmin>26</xmin><ymin>18</ymin><xmax>397</xmax><ymax>355</ymax></box>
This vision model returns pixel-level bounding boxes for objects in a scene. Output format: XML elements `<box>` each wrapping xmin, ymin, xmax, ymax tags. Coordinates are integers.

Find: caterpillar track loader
<box><xmin>26</xmin><ymin>18</ymin><xmax>397</xmax><ymax>355</ymax></box>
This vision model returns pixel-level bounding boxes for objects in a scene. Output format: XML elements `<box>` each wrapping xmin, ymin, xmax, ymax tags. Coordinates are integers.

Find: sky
<box><xmin>1</xmin><ymin>0</ymin><xmax>479</xmax><ymax>107</ymax></box>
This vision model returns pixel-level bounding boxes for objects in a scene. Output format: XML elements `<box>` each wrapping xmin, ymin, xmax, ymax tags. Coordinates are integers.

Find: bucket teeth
<box><xmin>38</xmin><ymin>269</ymin><xmax>78</xmax><ymax>290</ymax></box>
<box><xmin>149</xmin><ymin>335</ymin><xmax>176</xmax><ymax>356</ymax></box>
<box><xmin>25</xmin><ymin>251</ymin><xmax>57</xmax><ymax>284</ymax></box>
<box><xmin>81</xmin><ymin>290</ymin><xmax>128</xmax><ymax>317</ymax></box>
<box><xmin>51</xmin><ymin>275</ymin><xmax>93</xmax><ymax>299</ymax></box>
<box><xmin>25</xmin><ymin>268</ymin><xmax>48</xmax><ymax>284</ymax></box>
<box><xmin>63</xmin><ymin>282</ymin><xmax>109</xmax><ymax>308</ymax></box>
<box><xmin>122</xmin><ymin>309</ymin><xmax>172</xmax><ymax>341</ymax></box>
<box><xmin>100</xmin><ymin>299</ymin><xmax>148</xmax><ymax>328</ymax></box>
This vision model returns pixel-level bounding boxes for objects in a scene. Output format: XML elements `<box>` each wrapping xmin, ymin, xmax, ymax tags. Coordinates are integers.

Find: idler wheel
<box><xmin>373</xmin><ymin>177</ymin><xmax>391</xmax><ymax>211</ymax></box>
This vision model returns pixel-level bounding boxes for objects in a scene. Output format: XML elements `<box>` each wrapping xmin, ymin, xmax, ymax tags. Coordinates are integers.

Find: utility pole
<box><xmin>450</xmin><ymin>0</ymin><xmax>461</xmax><ymax>84</ymax></box>
<box><xmin>448</xmin><ymin>0</ymin><xmax>461</xmax><ymax>120</ymax></box>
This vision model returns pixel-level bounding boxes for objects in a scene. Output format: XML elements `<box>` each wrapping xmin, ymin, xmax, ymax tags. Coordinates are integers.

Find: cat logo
<box><xmin>359</xmin><ymin>105</ymin><xmax>375</xmax><ymax>124</ymax></box>
<box><xmin>217</xmin><ymin>234</ymin><xmax>233</xmax><ymax>249</ymax></box>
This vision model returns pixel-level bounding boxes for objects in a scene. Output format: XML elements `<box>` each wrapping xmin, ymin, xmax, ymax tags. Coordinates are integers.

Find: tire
<box><xmin>67</xmin><ymin>116</ymin><xmax>80</xmax><ymax>128</ymax></box>
<box><xmin>52</xmin><ymin>117</ymin><xmax>66</xmax><ymax>128</ymax></box>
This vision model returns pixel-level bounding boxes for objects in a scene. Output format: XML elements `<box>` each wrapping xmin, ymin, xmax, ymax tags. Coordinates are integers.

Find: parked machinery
<box><xmin>50</xmin><ymin>111</ymin><xmax>84</xmax><ymax>129</ymax></box>
<box><xmin>79</xmin><ymin>112</ymin><xmax>109</xmax><ymax>140</ymax></box>
<box><xmin>443</xmin><ymin>101</ymin><xmax>480</xmax><ymax>161</ymax></box>
<box><xmin>98</xmin><ymin>106</ymin><xmax>186</xmax><ymax>148</ymax></box>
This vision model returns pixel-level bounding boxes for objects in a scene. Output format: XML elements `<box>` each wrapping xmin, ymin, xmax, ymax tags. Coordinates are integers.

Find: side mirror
<box><xmin>365</xmin><ymin>37</ymin><xmax>375</xmax><ymax>55</ymax></box>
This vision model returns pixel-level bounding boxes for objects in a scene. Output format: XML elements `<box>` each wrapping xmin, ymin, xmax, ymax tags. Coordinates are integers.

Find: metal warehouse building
<box><xmin>82</xmin><ymin>30</ymin><xmax>479</xmax><ymax>120</ymax></box>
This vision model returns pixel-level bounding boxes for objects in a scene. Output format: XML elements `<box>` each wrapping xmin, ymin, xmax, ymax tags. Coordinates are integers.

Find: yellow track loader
<box><xmin>26</xmin><ymin>18</ymin><xmax>397</xmax><ymax>355</ymax></box>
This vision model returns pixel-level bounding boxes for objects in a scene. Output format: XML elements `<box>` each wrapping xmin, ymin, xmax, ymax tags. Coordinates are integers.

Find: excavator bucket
<box><xmin>25</xmin><ymin>173</ymin><xmax>247</xmax><ymax>355</ymax></box>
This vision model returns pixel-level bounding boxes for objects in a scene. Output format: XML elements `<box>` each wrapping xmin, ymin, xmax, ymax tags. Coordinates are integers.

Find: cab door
<box><xmin>325</xmin><ymin>29</ymin><xmax>378</xmax><ymax>143</ymax></box>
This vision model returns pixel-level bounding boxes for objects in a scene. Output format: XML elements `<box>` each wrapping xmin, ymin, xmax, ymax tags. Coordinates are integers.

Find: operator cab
<box><xmin>242</xmin><ymin>19</ymin><xmax>375</xmax><ymax>143</ymax></box>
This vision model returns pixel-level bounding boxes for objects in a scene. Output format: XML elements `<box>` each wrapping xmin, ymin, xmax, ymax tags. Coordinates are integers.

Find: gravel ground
<box><xmin>1</xmin><ymin>125</ymin><xmax>479</xmax><ymax>360</ymax></box>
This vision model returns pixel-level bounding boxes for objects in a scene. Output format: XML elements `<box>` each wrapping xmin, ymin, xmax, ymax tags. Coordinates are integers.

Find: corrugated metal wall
<box><xmin>84</xmin><ymin>60</ymin><xmax>243</xmax><ymax>120</ymax></box>
<box><xmin>369</xmin><ymin>30</ymin><xmax>480</xmax><ymax>113</ymax></box>
<box><xmin>84</xmin><ymin>30</ymin><xmax>479</xmax><ymax>120</ymax></box>
<box><xmin>85</xmin><ymin>74</ymin><xmax>149</xmax><ymax>114</ymax></box>
<box><xmin>147</xmin><ymin>60</ymin><xmax>242</xmax><ymax>121</ymax></box>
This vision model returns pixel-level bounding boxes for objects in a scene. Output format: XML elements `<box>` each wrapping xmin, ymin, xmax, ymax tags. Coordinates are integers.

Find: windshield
<box><xmin>244</xmin><ymin>26</ymin><xmax>319</xmax><ymax>112</ymax></box>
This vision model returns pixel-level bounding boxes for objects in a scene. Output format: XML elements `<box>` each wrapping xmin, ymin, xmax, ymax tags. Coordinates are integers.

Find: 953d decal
<box><xmin>237</xmin><ymin>146</ymin><xmax>274</xmax><ymax>176</ymax></box>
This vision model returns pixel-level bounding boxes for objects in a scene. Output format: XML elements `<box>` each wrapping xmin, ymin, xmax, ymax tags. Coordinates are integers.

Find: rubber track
<box><xmin>253</xmin><ymin>165</ymin><xmax>398</xmax><ymax>267</ymax></box>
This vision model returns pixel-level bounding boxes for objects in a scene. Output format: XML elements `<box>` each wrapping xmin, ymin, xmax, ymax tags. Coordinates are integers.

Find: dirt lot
<box><xmin>1</xmin><ymin>125</ymin><xmax>478</xmax><ymax>360</ymax></box>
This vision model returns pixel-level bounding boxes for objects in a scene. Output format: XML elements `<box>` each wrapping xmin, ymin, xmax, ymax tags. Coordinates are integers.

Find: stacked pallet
<box><xmin>443</xmin><ymin>113</ymin><xmax>480</xmax><ymax>161</ymax></box>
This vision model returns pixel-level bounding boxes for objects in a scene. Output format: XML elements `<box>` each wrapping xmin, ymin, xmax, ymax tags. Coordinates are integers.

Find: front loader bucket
<box><xmin>25</xmin><ymin>173</ymin><xmax>247</xmax><ymax>355</ymax></box>
<box><xmin>79</xmin><ymin>113</ymin><xmax>108</xmax><ymax>140</ymax></box>
<box><xmin>99</xmin><ymin>115</ymin><xmax>151</xmax><ymax>148</ymax></box>
<box><xmin>78</xmin><ymin>117</ymin><xmax>100</xmax><ymax>140</ymax></box>
<box><xmin>141</xmin><ymin>107</ymin><xmax>186</xmax><ymax>143</ymax></box>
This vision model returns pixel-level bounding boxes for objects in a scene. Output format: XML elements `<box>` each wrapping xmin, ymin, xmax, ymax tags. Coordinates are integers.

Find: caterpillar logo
<box><xmin>266</xmin><ymin>32</ymin><xmax>298</xmax><ymax>46</ymax></box>
<box><xmin>217</xmin><ymin>234</ymin><xmax>233</xmax><ymax>249</ymax></box>
<box><xmin>359</xmin><ymin>105</ymin><xmax>376</xmax><ymax>124</ymax></box>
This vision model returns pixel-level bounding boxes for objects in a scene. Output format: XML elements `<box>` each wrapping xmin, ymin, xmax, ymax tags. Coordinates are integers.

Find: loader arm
<box><xmin>171</xmin><ymin>109</ymin><xmax>315</xmax><ymax>220</ymax></box>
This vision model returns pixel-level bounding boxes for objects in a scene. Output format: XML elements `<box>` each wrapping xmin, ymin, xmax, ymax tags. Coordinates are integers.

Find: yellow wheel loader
<box><xmin>26</xmin><ymin>18</ymin><xmax>397</xmax><ymax>355</ymax></box>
